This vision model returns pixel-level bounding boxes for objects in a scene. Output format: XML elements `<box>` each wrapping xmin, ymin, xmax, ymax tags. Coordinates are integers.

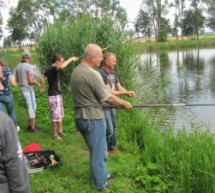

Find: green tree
<box><xmin>205</xmin><ymin>0</ymin><xmax>215</xmax><ymax>31</ymax></box>
<box><xmin>189</xmin><ymin>0</ymin><xmax>205</xmax><ymax>39</ymax></box>
<box><xmin>182</xmin><ymin>9</ymin><xmax>204</xmax><ymax>39</ymax></box>
<box><xmin>7</xmin><ymin>4</ymin><xmax>28</xmax><ymax>46</ymax></box>
<box><xmin>138</xmin><ymin>0</ymin><xmax>170</xmax><ymax>42</ymax></box>
<box><xmin>0</xmin><ymin>1</ymin><xmax>6</xmax><ymax>41</ymax></box>
<box><xmin>7</xmin><ymin>0</ymin><xmax>127</xmax><ymax>45</ymax></box>
<box><xmin>3</xmin><ymin>36</ymin><xmax>12</xmax><ymax>48</ymax></box>
<box><xmin>135</xmin><ymin>10</ymin><xmax>152</xmax><ymax>40</ymax></box>
<box><xmin>0</xmin><ymin>15</ymin><xmax>2</xmax><ymax>40</ymax></box>
<box><xmin>170</xmin><ymin>0</ymin><xmax>185</xmax><ymax>40</ymax></box>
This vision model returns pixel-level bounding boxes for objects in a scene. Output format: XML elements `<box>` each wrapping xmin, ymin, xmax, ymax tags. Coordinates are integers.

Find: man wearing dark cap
<box><xmin>15</xmin><ymin>50</ymin><xmax>41</xmax><ymax>132</ymax></box>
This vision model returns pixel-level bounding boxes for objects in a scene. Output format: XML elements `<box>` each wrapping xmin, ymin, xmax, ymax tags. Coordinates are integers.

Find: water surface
<box><xmin>138</xmin><ymin>48</ymin><xmax>215</xmax><ymax>131</ymax></box>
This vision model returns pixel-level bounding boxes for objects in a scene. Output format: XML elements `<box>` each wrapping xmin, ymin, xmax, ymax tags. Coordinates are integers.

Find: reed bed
<box><xmin>36</xmin><ymin>15</ymin><xmax>138</xmax><ymax>90</ymax></box>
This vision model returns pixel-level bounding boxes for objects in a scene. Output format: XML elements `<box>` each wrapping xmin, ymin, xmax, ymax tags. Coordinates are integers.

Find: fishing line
<box><xmin>58</xmin><ymin>38</ymin><xmax>136</xmax><ymax>92</ymax></box>
<box><xmin>102</xmin><ymin>39</ymin><xmax>133</xmax><ymax>51</ymax></box>
<box><xmin>104</xmin><ymin>103</ymin><xmax>215</xmax><ymax>108</ymax></box>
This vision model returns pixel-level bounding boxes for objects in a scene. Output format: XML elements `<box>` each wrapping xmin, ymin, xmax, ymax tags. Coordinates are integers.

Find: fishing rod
<box><xmin>102</xmin><ymin>39</ymin><xmax>133</xmax><ymax>51</ymax></box>
<box><xmin>69</xmin><ymin>39</ymin><xmax>133</xmax><ymax>62</ymax></box>
<box><xmin>62</xmin><ymin>37</ymin><xmax>137</xmax><ymax>89</ymax></box>
<box><xmin>104</xmin><ymin>103</ymin><xmax>215</xmax><ymax>108</ymax></box>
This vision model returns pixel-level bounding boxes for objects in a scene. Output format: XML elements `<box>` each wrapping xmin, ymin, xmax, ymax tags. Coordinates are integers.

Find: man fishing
<box><xmin>71</xmin><ymin>43</ymin><xmax>132</xmax><ymax>190</ymax></box>
<box><xmin>99</xmin><ymin>52</ymin><xmax>136</xmax><ymax>153</ymax></box>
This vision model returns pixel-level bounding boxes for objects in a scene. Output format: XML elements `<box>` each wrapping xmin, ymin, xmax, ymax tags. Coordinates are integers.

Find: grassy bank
<box><xmin>133</xmin><ymin>36</ymin><xmax>215</xmax><ymax>52</ymax></box>
<box><xmin>2</xmin><ymin>45</ymin><xmax>215</xmax><ymax>192</ymax></box>
<box><xmin>14</xmin><ymin>87</ymin><xmax>141</xmax><ymax>193</ymax></box>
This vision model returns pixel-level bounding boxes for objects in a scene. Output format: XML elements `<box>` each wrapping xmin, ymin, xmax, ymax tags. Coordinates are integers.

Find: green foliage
<box><xmin>206</xmin><ymin>0</ymin><xmax>215</xmax><ymax>31</ymax></box>
<box><xmin>136</xmin><ymin>0</ymin><xmax>170</xmax><ymax>42</ymax></box>
<box><xmin>157</xmin><ymin>18</ymin><xmax>169</xmax><ymax>42</ymax></box>
<box><xmin>116</xmin><ymin>106</ymin><xmax>215</xmax><ymax>192</ymax></box>
<box><xmin>182</xmin><ymin>9</ymin><xmax>205</xmax><ymax>39</ymax></box>
<box><xmin>7</xmin><ymin>3</ymin><xmax>29</xmax><ymax>45</ymax></box>
<box><xmin>5</xmin><ymin>38</ymin><xmax>215</xmax><ymax>193</ymax></box>
<box><xmin>36</xmin><ymin>15</ymin><xmax>138</xmax><ymax>90</ymax></box>
<box><xmin>7</xmin><ymin>0</ymin><xmax>127</xmax><ymax>45</ymax></box>
<box><xmin>135</xmin><ymin>10</ymin><xmax>152</xmax><ymax>40</ymax></box>
<box><xmin>134</xmin><ymin>163</ymin><xmax>172</xmax><ymax>193</ymax></box>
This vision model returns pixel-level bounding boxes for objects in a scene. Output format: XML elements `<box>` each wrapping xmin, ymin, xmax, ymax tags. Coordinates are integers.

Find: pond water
<box><xmin>138</xmin><ymin>48</ymin><xmax>215</xmax><ymax>132</ymax></box>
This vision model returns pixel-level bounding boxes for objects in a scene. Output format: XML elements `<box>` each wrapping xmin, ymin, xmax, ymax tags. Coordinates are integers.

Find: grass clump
<box><xmin>117</xmin><ymin>108</ymin><xmax>215</xmax><ymax>193</ymax></box>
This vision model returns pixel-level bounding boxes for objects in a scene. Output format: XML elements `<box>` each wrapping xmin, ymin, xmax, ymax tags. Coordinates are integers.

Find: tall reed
<box><xmin>36</xmin><ymin>15</ymin><xmax>138</xmax><ymax>90</ymax></box>
<box><xmin>117</xmin><ymin>107</ymin><xmax>215</xmax><ymax>192</ymax></box>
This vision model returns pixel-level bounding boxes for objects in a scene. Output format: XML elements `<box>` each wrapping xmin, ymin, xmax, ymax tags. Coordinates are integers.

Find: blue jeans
<box><xmin>75</xmin><ymin>118</ymin><xmax>108</xmax><ymax>189</ymax></box>
<box><xmin>104</xmin><ymin>108</ymin><xmax>116</xmax><ymax>150</ymax></box>
<box><xmin>0</xmin><ymin>94</ymin><xmax>17</xmax><ymax>126</ymax></box>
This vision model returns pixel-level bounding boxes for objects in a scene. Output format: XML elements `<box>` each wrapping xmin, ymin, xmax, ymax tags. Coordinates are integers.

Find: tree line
<box><xmin>0</xmin><ymin>0</ymin><xmax>215</xmax><ymax>47</ymax></box>
<box><xmin>135</xmin><ymin>0</ymin><xmax>215</xmax><ymax>41</ymax></box>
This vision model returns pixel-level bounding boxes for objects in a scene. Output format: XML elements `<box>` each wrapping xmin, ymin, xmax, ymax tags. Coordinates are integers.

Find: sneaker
<box><xmin>107</xmin><ymin>173</ymin><xmax>115</xmax><ymax>180</ymax></box>
<box><xmin>53</xmin><ymin>135</ymin><xmax>62</xmax><ymax>141</ymax></box>
<box><xmin>30</xmin><ymin>128</ymin><xmax>38</xmax><ymax>133</ymax></box>
<box><xmin>17</xmin><ymin>126</ymin><xmax>20</xmax><ymax>132</ymax></box>
<box><xmin>58</xmin><ymin>132</ymin><xmax>66</xmax><ymax>137</ymax></box>
<box><xmin>108</xmin><ymin>148</ymin><xmax>121</xmax><ymax>154</ymax></box>
<box><xmin>98</xmin><ymin>181</ymin><xmax>112</xmax><ymax>191</ymax></box>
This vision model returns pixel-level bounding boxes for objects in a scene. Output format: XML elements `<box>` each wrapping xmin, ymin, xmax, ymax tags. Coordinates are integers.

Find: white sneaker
<box><xmin>17</xmin><ymin>126</ymin><xmax>20</xmax><ymax>132</ymax></box>
<box><xmin>53</xmin><ymin>135</ymin><xmax>62</xmax><ymax>141</ymax></box>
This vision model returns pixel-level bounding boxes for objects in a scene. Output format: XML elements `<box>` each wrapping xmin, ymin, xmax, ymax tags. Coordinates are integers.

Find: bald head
<box><xmin>82</xmin><ymin>43</ymin><xmax>103</xmax><ymax>67</ymax></box>
<box><xmin>83</xmin><ymin>44</ymin><xmax>102</xmax><ymax>59</ymax></box>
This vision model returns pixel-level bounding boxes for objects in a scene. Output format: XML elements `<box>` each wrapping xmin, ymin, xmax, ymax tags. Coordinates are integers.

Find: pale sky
<box><xmin>119</xmin><ymin>0</ymin><xmax>143</xmax><ymax>23</ymax></box>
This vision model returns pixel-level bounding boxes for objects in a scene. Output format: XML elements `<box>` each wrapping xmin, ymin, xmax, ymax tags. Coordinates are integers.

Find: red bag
<box><xmin>23</xmin><ymin>142</ymin><xmax>43</xmax><ymax>153</ymax></box>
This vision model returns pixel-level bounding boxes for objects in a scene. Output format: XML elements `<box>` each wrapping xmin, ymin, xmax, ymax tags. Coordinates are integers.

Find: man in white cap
<box><xmin>15</xmin><ymin>49</ymin><xmax>41</xmax><ymax>132</ymax></box>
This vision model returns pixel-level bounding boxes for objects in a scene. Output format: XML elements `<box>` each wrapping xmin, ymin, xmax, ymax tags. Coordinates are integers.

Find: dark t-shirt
<box><xmin>99</xmin><ymin>67</ymin><xmax>119</xmax><ymax>91</ymax></box>
<box><xmin>44</xmin><ymin>66</ymin><xmax>60</xmax><ymax>96</ymax></box>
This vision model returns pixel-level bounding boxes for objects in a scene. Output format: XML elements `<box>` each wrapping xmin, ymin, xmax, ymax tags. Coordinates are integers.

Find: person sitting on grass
<box><xmin>40</xmin><ymin>54</ymin><xmax>78</xmax><ymax>140</ymax></box>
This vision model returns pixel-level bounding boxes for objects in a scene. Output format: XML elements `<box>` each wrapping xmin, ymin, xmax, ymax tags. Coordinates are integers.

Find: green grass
<box><xmin>133</xmin><ymin>36</ymin><xmax>215</xmax><ymax>52</ymax></box>
<box><xmin>12</xmin><ymin>86</ymin><xmax>142</xmax><ymax>193</ymax></box>
<box><xmin>3</xmin><ymin>42</ymin><xmax>215</xmax><ymax>192</ymax></box>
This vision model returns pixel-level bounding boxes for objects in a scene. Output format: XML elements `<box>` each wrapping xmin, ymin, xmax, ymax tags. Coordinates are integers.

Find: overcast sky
<box><xmin>119</xmin><ymin>0</ymin><xmax>143</xmax><ymax>23</ymax></box>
